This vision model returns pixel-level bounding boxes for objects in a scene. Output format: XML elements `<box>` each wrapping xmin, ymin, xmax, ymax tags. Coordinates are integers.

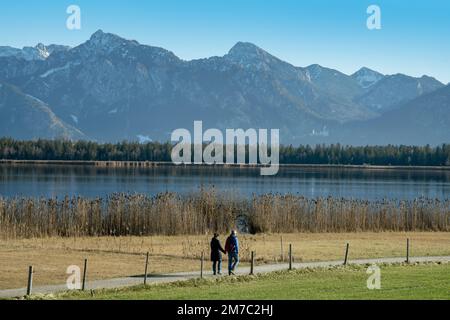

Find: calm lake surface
<box><xmin>0</xmin><ymin>164</ymin><xmax>449</xmax><ymax>200</ymax></box>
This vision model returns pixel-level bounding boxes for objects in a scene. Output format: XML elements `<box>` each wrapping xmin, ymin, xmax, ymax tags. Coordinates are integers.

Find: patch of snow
<box><xmin>40</xmin><ymin>62</ymin><xmax>80</xmax><ymax>78</ymax></box>
<box><xmin>25</xmin><ymin>94</ymin><xmax>45</xmax><ymax>104</ymax></box>
<box><xmin>0</xmin><ymin>43</ymin><xmax>69</xmax><ymax>61</ymax></box>
<box><xmin>121</xmin><ymin>50</ymin><xmax>129</xmax><ymax>58</ymax></box>
<box><xmin>70</xmin><ymin>115</ymin><xmax>79</xmax><ymax>124</ymax></box>
<box><xmin>34</xmin><ymin>43</ymin><xmax>50</xmax><ymax>59</ymax></box>
<box><xmin>417</xmin><ymin>82</ymin><xmax>423</xmax><ymax>94</ymax></box>
<box><xmin>40</xmin><ymin>63</ymin><xmax>71</xmax><ymax>78</ymax></box>
<box><xmin>0</xmin><ymin>44</ymin><xmax>57</xmax><ymax>61</ymax></box>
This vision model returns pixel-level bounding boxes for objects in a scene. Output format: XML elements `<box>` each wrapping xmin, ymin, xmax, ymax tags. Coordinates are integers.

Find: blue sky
<box><xmin>1</xmin><ymin>0</ymin><xmax>449</xmax><ymax>83</ymax></box>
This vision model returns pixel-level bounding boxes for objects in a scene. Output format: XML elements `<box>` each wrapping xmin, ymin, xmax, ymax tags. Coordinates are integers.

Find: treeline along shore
<box><xmin>1</xmin><ymin>138</ymin><xmax>450</xmax><ymax>166</ymax></box>
<box><xmin>1</xmin><ymin>191</ymin><xmax>449</xmax><ymax>239</ymax></box>
<box><xmin>1</xmin><ymin>159</ymin><xmax>450</xmax><ymax>171</ymax></box>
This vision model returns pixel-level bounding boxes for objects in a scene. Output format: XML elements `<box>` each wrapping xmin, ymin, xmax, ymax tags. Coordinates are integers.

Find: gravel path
<box><xmin>1</xmin><ymin>255</ymin><xmax>449</xmax><ymax>299</ymax></box>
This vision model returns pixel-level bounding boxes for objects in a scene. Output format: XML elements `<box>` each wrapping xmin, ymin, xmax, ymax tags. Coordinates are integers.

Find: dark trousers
<box><xmin>212</xmin><ymin>259</ymin><xmax>222</xmax><ymax>275</ymax></box>
<box><xmin>228</xmin><ymin>252</ymin><xmax>239</xmax><ymax>274</ymax></box>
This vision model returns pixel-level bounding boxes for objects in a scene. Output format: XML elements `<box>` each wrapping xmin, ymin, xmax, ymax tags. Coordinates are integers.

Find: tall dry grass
<box><xmin>249</xmin><ymin>195</ymin><xmax>450</xmax><ymax>233</ymax></box>
<box><xmin>0</xmin><ymin>191</ymin><xmax>449</xmax><ymax>239</ymax></box>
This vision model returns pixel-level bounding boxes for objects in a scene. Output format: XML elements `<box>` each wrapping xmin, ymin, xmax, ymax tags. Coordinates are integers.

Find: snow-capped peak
<box><xmin>0</xmin><ymin>43</ymin><xmax>70</xmax><ymax>61</ymax></box>
<box><xmin>34</xmin><ymin>43</ymin><xmax>50</xmax><ymax>59</ymax></box>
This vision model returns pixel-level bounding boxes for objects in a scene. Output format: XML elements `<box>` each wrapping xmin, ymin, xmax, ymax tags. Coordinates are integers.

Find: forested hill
<box><xmin>0</xmin><ymin>139</ymin><xmax>449</xmax><ymax>166</ymax></box>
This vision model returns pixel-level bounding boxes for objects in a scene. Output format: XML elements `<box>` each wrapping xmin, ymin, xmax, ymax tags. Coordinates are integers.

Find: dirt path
<box><xmin>1</xmin><ymin>256</ymin><xmax>449</xmax><ymax>299</ymax></box>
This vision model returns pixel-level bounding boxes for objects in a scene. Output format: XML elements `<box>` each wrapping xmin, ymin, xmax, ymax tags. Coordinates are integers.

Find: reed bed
<box><xmin>249</xmin><ymin>195</ymin><xmax>450</xmax><ymax>233</ymax></box>
<box><xmin>0</xmin><ymin>191</ymin><xmax>449</xmax><ymax>239</ymax></box>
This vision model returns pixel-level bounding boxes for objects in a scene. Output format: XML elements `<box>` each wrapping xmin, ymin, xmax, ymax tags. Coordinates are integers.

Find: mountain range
<box><xmin>0</xmin><ymin>30</ymin><xmax>448</xmax><ymax>145</ymax></box>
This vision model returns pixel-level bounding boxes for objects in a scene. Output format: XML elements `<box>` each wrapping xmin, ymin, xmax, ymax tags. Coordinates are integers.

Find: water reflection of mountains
<box><xmin>1</xmin><ymin>164</ymin><xmax>449</xmax><ymax>201</ymax></box>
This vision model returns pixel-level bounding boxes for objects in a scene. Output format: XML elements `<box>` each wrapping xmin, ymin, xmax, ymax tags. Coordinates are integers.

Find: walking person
<box><xmin>210</xmin><ymin>233</ymin><xmax>226</xmax><ymax>275</ymax></box>
<box><xmin>225</xmin><ymin>230</ymin><xmax>239</xmax><ymax>275</ymax></box>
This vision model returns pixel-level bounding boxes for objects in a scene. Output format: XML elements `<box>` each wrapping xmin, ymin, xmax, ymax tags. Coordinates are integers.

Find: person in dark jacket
<box><xmin>210</xmin><ymin>233</ymin><xmax>226</xmax><ymax>275</ymax></box>
<box><xmin>225</xmin><ymin>230</ymin><xmax>239</xmax><ymax>275</ymax></box>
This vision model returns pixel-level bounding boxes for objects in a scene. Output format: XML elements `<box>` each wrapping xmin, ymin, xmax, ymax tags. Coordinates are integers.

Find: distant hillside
<box><xmin>341</xmin><ymin>85</ymin><xmax>450</xmax><ymax>145</ymax></box>
<box><xmin>0</xmin><ymin>82</ymin><xmax>84</xmax><ymax>140</ymax></box>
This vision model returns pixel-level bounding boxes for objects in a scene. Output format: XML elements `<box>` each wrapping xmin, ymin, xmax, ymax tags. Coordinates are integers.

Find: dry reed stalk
<box><xmin>0</xmin><ymin>192</ymin><xmax>449</xmax><ymax>240</ymax></box>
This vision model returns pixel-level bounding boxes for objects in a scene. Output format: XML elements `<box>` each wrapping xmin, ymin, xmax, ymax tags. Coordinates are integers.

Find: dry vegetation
<box><xmin>1</xmin><ymin>191</ymin><xmax>449</xmax><ymax>290</ymax></box>
<box><xmin>1</xmin><ymin>232</ymin><xmax>450</xmax><ymax>290</ymax></box>
<box><xmin>1</xmin><ymin>191</ymin><xmax>449</xmax><ymax>239</ymax></box>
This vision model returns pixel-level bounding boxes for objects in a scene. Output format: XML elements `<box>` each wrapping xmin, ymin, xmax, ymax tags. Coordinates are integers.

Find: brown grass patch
<box><xmin>1</xmin><ymin>232</ymin><xmax>449</xmax><ymax>290</ymax></box>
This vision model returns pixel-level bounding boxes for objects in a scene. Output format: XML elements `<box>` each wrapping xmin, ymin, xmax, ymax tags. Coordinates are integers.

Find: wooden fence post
<box><xmin>200</xmin><ymin>251</ymin><xmax>204</xmax><ymax>279</ymax></box>
<box><xmin>250</xmin><ymin>251</ymin><xmax>255</xmax><ymax>275</ymax></box>
<box><xmin>82</xmin><ymin>258</ymin><xmax>88</xmax><ymax>291</ymax></box>
<box><xmin>144</xmin><ymin>252</ymin><xmax>149</xmax><ymax>285</ymax></box>
<box><xmin>26</xmin><ymin>266</ymin><xmax>33</xmax><ymax>296</ymax></box>
<box><xmin>344</xmin><ymin>243</ymin><xmax>349</xmax><ymax>266</ymax></box>
<box><xmin>406</xmin><ymin>239</ymin><xmax>410</xmax><ymax>264</ymax></box>
<box><xmin>289</xmin><ymin>244</ymin><xmax>293</xmax><ymax>270</ymax></box>
<box><xmin>280</xmin><ymin>236</ymin><xmax>284</xmax><ymax>262</ymax></box>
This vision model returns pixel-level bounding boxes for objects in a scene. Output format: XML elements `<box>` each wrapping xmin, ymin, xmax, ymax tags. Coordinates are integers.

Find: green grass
<box><xmin>53</xmin><ymin>262</ymin><xmax>450</xmax><ymax>300</ymax></box>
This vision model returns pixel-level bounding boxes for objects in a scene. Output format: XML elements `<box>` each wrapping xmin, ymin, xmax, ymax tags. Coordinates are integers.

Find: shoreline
<box><xmin>1</xmin><ymin>159</ymin><xmax>450</xmax><ymax>171</ymax></box>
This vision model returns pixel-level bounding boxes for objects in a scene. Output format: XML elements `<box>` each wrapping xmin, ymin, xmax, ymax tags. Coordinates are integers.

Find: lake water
<box><xmin>0</xmin><ymin>164</ymin><xmax>449</xmax><ymax>200</ymax></box>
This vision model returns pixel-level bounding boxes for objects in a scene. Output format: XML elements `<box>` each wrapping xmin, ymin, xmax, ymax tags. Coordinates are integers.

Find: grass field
<box><xmin>55</xmin><ymin>263</ymin><xmax>450</xmax><ymax>300</ymax></box>
<box><xmin>1</xmin><ymin>232</ymin><xmax>450</xmax><ymax>290</ymax></box>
